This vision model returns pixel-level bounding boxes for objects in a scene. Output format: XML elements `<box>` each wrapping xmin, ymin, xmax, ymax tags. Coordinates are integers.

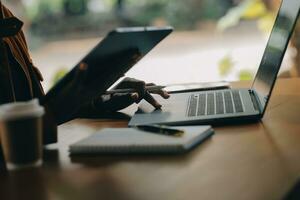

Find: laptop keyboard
<box><xmin>187</xmin><ymin>90</ymin><xmax>244</xmax><ymax>117</ymax></box>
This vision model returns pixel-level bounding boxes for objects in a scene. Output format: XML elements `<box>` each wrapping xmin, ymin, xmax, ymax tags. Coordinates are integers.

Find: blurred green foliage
<box><xmin>123</xmin><ymin>0</ymin><xmax>233</xmax><ymax>28</ymax></box>
<box><xmin>52</xmin><ymin>67</ymin><xmax>68</xmax><ymax>86</ymax></box>
<box><xmin>238</xmin><ymin>69</ymin><xmax>254</xmax><ymax>80</ymax></box>
<box><xmin>217</xmin><ymin>0</ymin><xmax>276</xmax><ymax>81</ymax></box>
<box><xmin>218</xmin><ymin>55</ymin><xmax>235</xmax><ymax>77</ymax></box>
<box><xmin>218</xmin><ymin>55</ymin><xmax>254</xmax><ymax>81</ymax></box>
<box><xmin>217</xmin><ymin>0</ymin><xmax>275</xmax><ymax>33</ymax></box>
<box><xmin>23</xmin><ymin>0</ymin><xmax>233</xmax><ymax>37</ymax></box>
<box><xmin>25</xmin><ymin>0</ymin><xmax>63</xmax><ymax>20</ymax></box>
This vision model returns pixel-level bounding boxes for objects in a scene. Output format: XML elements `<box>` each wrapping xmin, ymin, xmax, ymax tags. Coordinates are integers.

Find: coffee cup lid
<box><xmin>0</xmin><ymin>99</ymin><xmax>45</xmax><ymax>121</ymax></box>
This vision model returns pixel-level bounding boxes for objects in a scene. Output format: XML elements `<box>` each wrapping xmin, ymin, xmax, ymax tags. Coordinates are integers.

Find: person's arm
<box><xmin>0</xmin><ymin>3</ymin><xmax>58</xmax><ymax>144</ymax></box>
<box><xmin>0</xmin><ymin>2</ymin><xmax>20</xmax><ymax>103</ymax></box>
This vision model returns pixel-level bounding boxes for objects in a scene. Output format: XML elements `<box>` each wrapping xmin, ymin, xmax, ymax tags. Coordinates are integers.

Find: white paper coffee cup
<box><xmin>0</xmin><ymin>99</ymin><xmax>45</xmax><ymax>170</ymax></box>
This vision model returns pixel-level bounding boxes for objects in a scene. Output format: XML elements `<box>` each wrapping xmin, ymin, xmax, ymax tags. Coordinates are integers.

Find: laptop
<box><xmin>129</xmin><ymin>0</ymin><xmax>300</xmax><ymax>126</ymax></box>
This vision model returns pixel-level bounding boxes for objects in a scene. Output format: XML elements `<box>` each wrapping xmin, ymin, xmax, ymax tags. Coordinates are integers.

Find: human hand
<box><xmin>114</xmin><ymin>77</ymin><xmax>170</xmax><ymax>108</ymax></box>
<box><xmin>87</xmin><ymin>77</ymin><xmax>170</xmax><ymax>114</ymax></box>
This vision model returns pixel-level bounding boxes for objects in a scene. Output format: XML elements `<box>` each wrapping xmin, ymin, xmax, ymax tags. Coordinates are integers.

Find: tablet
<box><xmin>42</xmin><ymin>27</ymin><xmax>173</xmax><ymax>118</ymax></box>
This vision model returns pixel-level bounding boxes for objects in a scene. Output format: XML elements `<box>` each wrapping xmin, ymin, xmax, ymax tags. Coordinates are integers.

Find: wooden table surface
<box><xmin>1</xmin><ymin>78</ymin><xmax>300</xmax><ymax>200</ymax></box>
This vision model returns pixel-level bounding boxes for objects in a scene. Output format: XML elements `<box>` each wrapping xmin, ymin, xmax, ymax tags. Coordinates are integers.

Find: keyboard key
<box><xmin>232</xmin><ymin>90</ymin><xmax>244</xmax><ymax>112</ymax></box>
<box><xmin>197</xmin><ymin>93</ymin><xmax>206</xmax><ymax>116</ymax></box>
<box><xmin>207</xmin><ymin>93</ymin><xmax>215</xmax><ymax>115</ymax></box>
<box><xmin>224</xmin><ymin>91</ymin><xmax>234</xmax><ymax>113</ymax></box>
<box><xmin>187</xmin><ymin>95</ymin><xmax>197</xmax><ymax>117</ymax></box>
<box><xmin>216</xmin><ymin>92</ymin><xmax>224</xmax><ymax>114</ymax></box>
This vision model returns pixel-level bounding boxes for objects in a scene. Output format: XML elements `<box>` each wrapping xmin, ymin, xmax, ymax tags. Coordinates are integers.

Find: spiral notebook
<box><xmin>69</xmin><ymin>126</ymin><xmax>214</xmax><ymax>154</ymax></box>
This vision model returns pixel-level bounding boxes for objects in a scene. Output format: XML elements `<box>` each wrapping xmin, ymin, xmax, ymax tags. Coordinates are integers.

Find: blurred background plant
<box><xmin>217</xmin><ymin>0</ymin><xmax>300</xmax><ymax>80</ymax></box>
<box><xmin>7</xmin><ymin>0</ymin><xmax>236</xmax><ymax>39</ymax></box>
<box><xmin>2</xmin><ymin>0</ymin><xmax>299</xmax><ymax>88</ymax></box>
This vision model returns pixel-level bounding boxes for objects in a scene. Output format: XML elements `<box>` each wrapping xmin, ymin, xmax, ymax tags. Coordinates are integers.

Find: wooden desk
<box><xmin>1</xmin><ymin>78</ymin><xmax>300</xmax><ymax>200</ymax></box>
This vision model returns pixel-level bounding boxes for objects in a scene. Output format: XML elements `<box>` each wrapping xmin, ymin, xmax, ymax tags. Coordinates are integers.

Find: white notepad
<box><xmin>69</xmin><ymin>126</ymin><xmax>214</xmax><ymax>154</ymax></box>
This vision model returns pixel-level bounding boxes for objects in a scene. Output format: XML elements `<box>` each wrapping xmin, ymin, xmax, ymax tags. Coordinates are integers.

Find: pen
<box><xmin>106</xmin><ymin>85</ymin><xmax>165</xmax><ymax>95</ymax></box>
<box><xmin>135</xmin><ymin>125</ymin><xmax>185</xmax><ymax>137</ymax></box>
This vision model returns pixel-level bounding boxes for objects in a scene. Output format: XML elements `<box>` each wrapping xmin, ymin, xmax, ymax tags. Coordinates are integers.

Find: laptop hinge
<box><xmin>249</xmin><ymin>89</ymin><xmax>263</xmax><ymax>113</ymax></box>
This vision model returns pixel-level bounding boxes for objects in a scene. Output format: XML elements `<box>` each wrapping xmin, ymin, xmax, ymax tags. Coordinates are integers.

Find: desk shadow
<box><xmin>43</xmin><ymin>148</ymin><xmax>61</xmax><ymax>168</ymax></box>
<box><xmin>0</xmin><ymin>147</ymin><xmax>61</xmax><ymax>171</ymax></box>
<box><xmin>77</xmin><ymin>112</ymin><xmax>131</xmax><ymax>120</ymax></box>
<box><xmin>1</xmin><ymin>168</ymin><xmax>49</xmax><ymax>200</ymax></box>
<box><xmin>69</xmin><ymin>137</ymin><xmax>213</xmax><ymax>168</ymax></box>
<box><xmin>0</xmin><ymin>148</ymin><xmax>6</xmax><ymax>171</ymax></box>
<box><xmin>211</xmin><ymin>118</ymin><xmax>261</xmax><ymax>127</ymax></box>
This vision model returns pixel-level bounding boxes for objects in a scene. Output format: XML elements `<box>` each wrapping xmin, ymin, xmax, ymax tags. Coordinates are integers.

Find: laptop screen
<box><xmin>251</xmin><ymin>0</ymin><xmax>299</xmax><ymax>113</ymax></box>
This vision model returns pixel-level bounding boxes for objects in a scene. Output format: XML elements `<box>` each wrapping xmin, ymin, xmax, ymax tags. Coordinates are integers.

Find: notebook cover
<box><xmin>69</xmin><ymin>126</ymin><xmax>214</xmax><ymax>155</ymax></box>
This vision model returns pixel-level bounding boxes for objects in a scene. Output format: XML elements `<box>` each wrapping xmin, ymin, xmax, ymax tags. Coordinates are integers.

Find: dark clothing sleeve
<box><xmin>5</xmin><ymin>44</ymin><xmax>31</xmax><ymax>101</ymax></box>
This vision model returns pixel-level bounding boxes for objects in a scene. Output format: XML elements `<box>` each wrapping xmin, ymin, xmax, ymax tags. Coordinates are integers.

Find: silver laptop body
<box><xmin>129</xmin><ymin>0</ymin><xmax>300</xmax><ymax>126</ymax></box>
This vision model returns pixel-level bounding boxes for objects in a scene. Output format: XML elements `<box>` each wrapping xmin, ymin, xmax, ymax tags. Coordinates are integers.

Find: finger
<box><xmin>145</xmin><ymin>83</ymin><xmax>155</xmax><ymax>86</ymax></box>
<box><xmin>144</xmin><ymin>91</ymin><xmax>162</xmax><ymax>109</ymax></box>
<box><xmin>135</xmin><ymin>81</ymin><xmax>146</xmax><ymax>96</ymax></box>
<box><xmin>115</xmin><ymin>78</ymin><xmax>146</xmax><ymax>93</ymax></box>
<box><xmin>124</xmin><ymin>79</ymin><xmax>146</xmax><ymax>91</ymax></box>
<box><xmin>150</xmin><ymin>89</ymin><xmax>170</xmax><ymax>99</ymax></box>
<box><xmin>145</xmin><ymin>83</ymin><xmax>169</xmax><ymax>99</ymax></box>
<box><xmin>103</xmin><ymin>93</ymin><xmax>138</xmax><ymax>111</ymax></box>
<box><xmin>130</xmin><ymin>92</ymin><xmax>140</xmax><ymax>102</ymax></box>
<box><xmin>121</xmin><ymin>80</ymin><xmax>146</xmax><ymax>99</ymax></box>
